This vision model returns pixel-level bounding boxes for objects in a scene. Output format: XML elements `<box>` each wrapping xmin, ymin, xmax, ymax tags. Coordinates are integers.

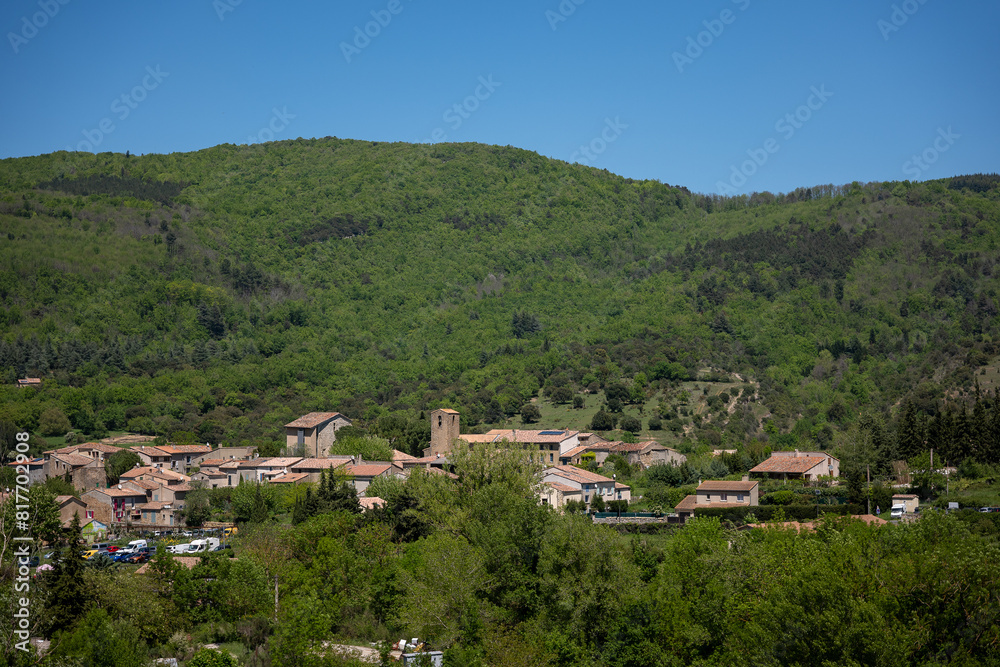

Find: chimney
<box><xmin>742</xmin><ymin>475</ymin><xmax>749</xmax><ymax>482</ymax></box>
<box><xmin>794</xmin><ymin>448</ymin><xmax>800</xmax><ymax>457</ymax></box>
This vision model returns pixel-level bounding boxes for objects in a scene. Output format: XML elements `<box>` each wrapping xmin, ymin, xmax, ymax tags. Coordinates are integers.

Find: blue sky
<box><xmin>1</xmin><ymin>0</ymin><xmax>997</xmax><ymax>195</ymax></box>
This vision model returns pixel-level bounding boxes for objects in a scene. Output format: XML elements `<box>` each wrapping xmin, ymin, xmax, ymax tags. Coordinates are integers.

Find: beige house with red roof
<box><xmin>674</xmin><ymin>479</ymin><xmax>760</xmax><ymax>521</ymax></box>
<box><xmin>285</xmin><ymin>412</ymin><xmax>352</xmax><ymax>458</ymax></box>
<box><xmin>750</xmin><ymin>450</ymin><xmax>839</xmax><ymax>481</ymax></box>
<box><xmin>82</xmin><ymin>487</ymin><xmax>149</xmax><ymax>526</ymax></box>
<box><xmin>343</xmin><ymin>462</ymin><xmax>404</xmax><ymax>494</ymax></box>
<box><xmin>247</xmin><ymin>457</ymin><xmax>304</xmax><ymax>482</ymax></box>
<box><xmin>290</xmin><ymin>457</ymin><xmax>353</xmax><ymax>483</ymax></box>
<box><xmin>458</xmin><ymin>429</ymin><xmax>581</xmax><ymax>465</ymax></box>
<box><xmin>541</xmin><ymin>465</ymin><xmax>630</xmax><ymax>509</ymax></box>
<box><xmin>43</xmin><ymin>452</ymin><xmax>105</xmax><ymax>492</ymax></box>
<box><xmin>540</xmin><ymin>481</ymin><xmax>584</xmax><ymax>509</ymax></box>
<box><xmin>131</xmin><ymin>445</ymin><xmax>172</xmax><ymax>468</ymax></box>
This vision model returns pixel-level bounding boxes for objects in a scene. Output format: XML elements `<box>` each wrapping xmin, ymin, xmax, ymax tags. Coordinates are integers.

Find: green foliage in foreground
<box><xmin>3</xmin><ymin>447</ymin><xmax>999</xmax><ymax>667</ymax></box>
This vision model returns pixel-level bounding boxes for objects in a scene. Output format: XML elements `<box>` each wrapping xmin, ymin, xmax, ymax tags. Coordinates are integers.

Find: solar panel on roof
<box><xmin>539</xmin><ymin>430</ymin><xmax>565</xmax><ymax>435</ymax></box>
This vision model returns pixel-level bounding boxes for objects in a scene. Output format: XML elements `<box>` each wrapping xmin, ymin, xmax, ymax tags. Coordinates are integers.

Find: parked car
<box><xmin>126</xmin><ymin>548</ymin><xmax>152</xmax><ymax>564</ymax></box>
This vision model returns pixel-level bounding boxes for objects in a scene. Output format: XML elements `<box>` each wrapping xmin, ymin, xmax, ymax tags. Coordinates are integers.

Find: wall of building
<box><xmin>429</xmin><ymin>410</ymin><xmax>460</xmax><ymax>457</ymax></box>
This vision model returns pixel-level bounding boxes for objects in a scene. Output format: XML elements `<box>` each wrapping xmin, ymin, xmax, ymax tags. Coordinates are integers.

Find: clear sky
<box><xmin>1</xmin><ymin>0</ymin><xmax>997</xmax><ymax>195</ymax></box>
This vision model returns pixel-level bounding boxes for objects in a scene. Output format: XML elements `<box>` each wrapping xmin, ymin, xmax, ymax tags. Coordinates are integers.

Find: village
<box><xmin>13</xmin><ymin>406</ymin><xmax>923</xmax><ymax>543</ymax></box>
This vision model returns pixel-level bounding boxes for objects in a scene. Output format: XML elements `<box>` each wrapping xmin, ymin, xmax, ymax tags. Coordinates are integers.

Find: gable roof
<box><xmin>285</xmin><ymin>412</ymin><xmax>349</xmax><ymax>428</ymax></box>
<box><xmin>250</xmin><ymin>457</ymin><xmax>303</xmax><ymax>468</ymax></box>
<box><xmin>481</xmin><ymin>429</ymin><xmax>580</xmax><ymax>444</ymax></box>
<box><xmin>698</xmin><ymin>480</ymin><xmax>758</xmax><ymax>492</ymax></box>
<box><xmin>154</xmin><ymin>445</ymin><xmax>212</xmax><ymax>455</ymax></box>
<box><xmin>51</xmin><ymin>453</ymin><xmax>96</xmax><ymax>467</ymax></box>
<box><xmin>291</xmin><ymin>457</ymin><xmax>351</xmax><ymax>471</ymax></box>
<box><xmin>543</xmin><ymin>481</ymin><xmax>580</xmax><ymax>494</ymax></box>
<box><xmin>269</xmin><ymin>472</ymin><xmax>311</xmax><ymax>484</ymax></box>
<box><xmin>543</xmin><ymin>465</ymin><xmax>615</xmax><ymax>485</ymax></box>
<box><xmin>344</xmin><ymin>463</ymin><xmax>393</xmax><ymax>478</ymax></box>
<box><xmin>609</xmin><ymin>440</ymin><xmax>665</xmax><ymax>453</ymax></box>
<box><xmin>750</xmin><ymin>455</ymin><xmax>827</xmax><ymax>475</ymax></box>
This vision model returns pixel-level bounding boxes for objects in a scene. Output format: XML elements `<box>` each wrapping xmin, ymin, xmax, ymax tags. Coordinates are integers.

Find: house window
<box><xmin>86</xmin><ymin>510</ymin><xmax>94</xmax><ymax>519</ymax></box>
<box><xmin>706</xmin><ymin>494</ymin><xmax>711</xmax><ymax>501</ymax></box>
<box><xmin>737</xmin><ymin>494</ymin><xmax>744</xmax><ymax>502</ymax></box>
<box><xmin>721</xmin><ymin>494</ymin><xmax>728</xmax><ymax>501</ymax></box>
<box><xmin>549</xmin><ymin>453</ymin><xmax>554</xmax><ymax>463</ymax></box>
<box><xmin>297</xmin><ymin>428</ymin><xmax>305</xmax><ymax>445</ymax></box>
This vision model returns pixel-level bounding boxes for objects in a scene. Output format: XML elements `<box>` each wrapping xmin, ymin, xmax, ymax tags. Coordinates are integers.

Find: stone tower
<box><xmin>429</xmin><ymin>408</ymin><xmax>460</xmax><ymax>456</ymax></box>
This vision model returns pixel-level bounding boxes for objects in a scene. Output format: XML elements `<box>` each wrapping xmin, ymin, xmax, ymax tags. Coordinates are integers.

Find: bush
<box><xmin>189</xmin><ymin>648</ymin><xmax>239</xmax><ymax>667</ymax></box>
<box><xmin>694</xmin><ymin>504</ymin><xmax>865</xmax><ymax>523</ymax></box>
<box><xmin>620</xmin><ymin>415</ymin><xmax>641</xmax><ymax>434</ymax></box>
<box><xmin>648</xmin><ymin>417</ymin><xmax>662</xmax><ymax>431</ymax></box>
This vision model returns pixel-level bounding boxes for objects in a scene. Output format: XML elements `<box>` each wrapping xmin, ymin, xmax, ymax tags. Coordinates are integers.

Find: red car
<box><xmin>106</xmin><ymin>546</ymin><xmax>121</xmax><ymax>553</ymax></box>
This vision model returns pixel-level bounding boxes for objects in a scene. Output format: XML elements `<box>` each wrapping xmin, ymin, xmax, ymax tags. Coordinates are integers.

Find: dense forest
<box><xmin>1</xmin><ymin>140</ymin><xmax>999</xmax><ymax>463</ymax></box>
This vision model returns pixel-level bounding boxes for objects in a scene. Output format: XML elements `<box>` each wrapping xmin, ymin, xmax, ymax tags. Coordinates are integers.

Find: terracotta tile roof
<box><xmin>892</xmin><ymin>494</ymin><xmax>919</xmax><ymax>499</ymax></box>
<box><xmin>198</xmin><ymin>458</ymin><xmax>226</xmax><ymax>467</ymax></box>
<box><xmin>750</xmin><ymin>455</ymin><xmax>827</xmax><ymax>475</ymax></box>
<box><xmin>155</xmin><ymin>445</ymin><xmax>212</xmax><ymax>455</ymax></box>
<box><xmin>196</xmin><ymin>471</ymin><xmax>228</xmax><ymax>478</ymax></box>
<box><xmin>136</xmin><ymin>557</ymin><xmax>199</xmax><ymax>575</ymax></box>
<box><xmin>269</xmin><ymin>472</ymin><xmax>310</xmax><ymax>484</ymax></box>
<box><xmin>291</xmin><ymin>458</ymin><xmax>351</xmax><ymax>471</ymax></box>
<box><xmin>345</xmin><ymin>463</ymin><xmax>393</xmax><ymax>477</ymax></box>
<box><xmin>482</xmin><ymin>429</ymin><xmax>580</xmax><ymax>444</ymax></box>
<box><xmin>435</xmin><ymin>408</ymin><xmax>460</xmax><ymax>414</ymax></box>
<box><xmin>124</xmin><ymin>479</ymin><xmax>160</xmax><ymax>490</ymax></box>
<box><xmin>56</xmin><ymin>495</ymin><xmax>83</xmax><ymax>505</ymax></box>
<box><xmin>560</xmin><ymin>445</ymin><xmax>590</xmax><ymax>459</ymax></box>
<box><xmin>392</xmin><ymin>449</ymin><xmax>418</xmax><ymax>462</ymax></box>
<box><xmin>418</xmin><ymin>467</ymin><xmax>458</xmax><ymax>479</ymax></box>
<box><xmin>543</xmin><ymin>465</ymin><xmax>615</xmax><ymax>485</ymax></box>
<box><xmin>137</xmin><ymin>501</ymin><xmax>173</xmax><ymax>511</ymax></box>
<box><xmin>544</xmin><ymin>481</ymin><xmax>579</xmax><ymax>493</ymax></box>
<box><xmin>218</xmin><ymin>461</ymin><xmax>244</xmax><ymax>470</ymax></box>
<box><xmin>87</xmin><ymin>488</ymin><xmax>147</xmax><ymax>499</ymax></box>
<box><xmin>615</xmin><ymin>482</ymin><xmax>630</xmax><ymax>490</ymax></box>
<box><xmin>360</xmin><ymin>497</ymin><xmax>385</xmax><ymax>510</ymax></box>
<box><xmin>285</xmin><ymin>412</ymin><xmax>348</xmax><ymax>428</ymax></box>
<box><xmin>52</xmin><ymin>453</ymin><xmax>96</xmax><ymax>467</ymax></box>
<box><xmin>675</xmin><ymin>495</ymin><xmax>698</xmax><ymax>511</ymax></box>
<box><xmin>698</xmin><ymin>480</ymin><xmax>758</xmax><ymax>492</ymax></box>
<box><xmin>251</xmin><ymin>457</ymin><xmax>303</xmax><ymax>468</ymax></box>
<box><xmin>121</xmin><ymin>467</ymin><xmax>188</xmax><ymax>481</ymax></box>
<box><xmin>130</xmin><ymin>445</ymin><xmax>170</xmax><ymax>457</ymax></box>
<box><xmin>170</xmin><ymin>483</ymin><xmax>193</xmax><ymax>492</ymax></box>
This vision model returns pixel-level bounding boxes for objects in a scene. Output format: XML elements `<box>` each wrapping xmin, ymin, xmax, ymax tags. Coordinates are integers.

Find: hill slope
<box><xmin>1</xmin><ymin>139</ymin><xmax>999</xmax><ymax>458</ymax></box>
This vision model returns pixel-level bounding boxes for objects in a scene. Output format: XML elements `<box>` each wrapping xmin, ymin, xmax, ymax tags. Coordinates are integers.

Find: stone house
<box><xmin>284</xmin><ymin>412</ymin><xmax>352</xmax><ymax>458</ymax></box>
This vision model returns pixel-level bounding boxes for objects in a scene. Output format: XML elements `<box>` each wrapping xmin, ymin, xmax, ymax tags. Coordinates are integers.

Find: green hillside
<box><xmin>1</xmin><ymin>139</ymin><xmax>999</xmax><ymax>464</ymax></box>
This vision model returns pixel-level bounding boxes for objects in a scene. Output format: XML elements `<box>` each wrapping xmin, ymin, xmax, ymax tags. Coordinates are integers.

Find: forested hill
<box><xmin>1</xmin><ymin>138</ymin><xmax>999</xmax><ymax>458</ymax></box>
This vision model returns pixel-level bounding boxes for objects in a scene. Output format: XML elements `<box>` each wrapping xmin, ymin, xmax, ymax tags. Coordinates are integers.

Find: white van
<box><xmin>186</xmin><ymin>538</ymin><xmax>220</xmax><ymax>553</ymax></box>
<box><xmin>169</xmin><ymin>543</ymin><xmax>192</xmax><ymax>554</ymax></box>
<box><xmin>890</xmin><ymin>504</ymin><xmax>906</xmax><ymax>519</ymax></box>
